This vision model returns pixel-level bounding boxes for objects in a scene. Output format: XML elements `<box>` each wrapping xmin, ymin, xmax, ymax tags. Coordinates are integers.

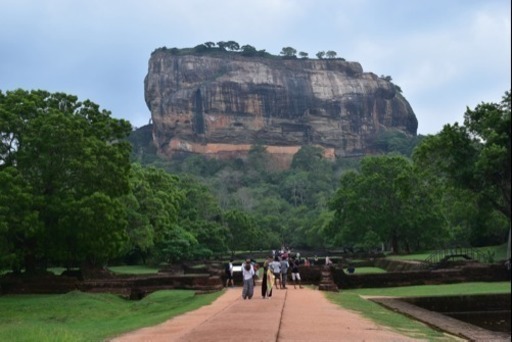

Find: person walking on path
<box><xmin>325</xmin><ymin>256</ymin><xmax>332</xmax><ymax>265</ymax></box>
<box><xmin>280</xmin><ymin>257</ymin><xmax>289</xmax><ymax>289</ymax></box>
<box><xmin>270</xmin><ymin>256</ymin><xmax>282</xmax><ymax>289</ymax></box>
<box><xmin>241</xmin><ymin>258</ymin><xmax>255</xmax><ymax>299</ymax></box>
<box><xmin>291</xmin><ymin>258</ymin><xmax>303</xmax><ymax>289</ymax></box>
<box><xmin>261</xmin><ymin>256</ymin><xmax>274</xmax><ymax>298</ymax></box>
<box><xmin>225</xmin><ymin>258</ymin><xmax>234</xmax><ymax>288</ymax></box>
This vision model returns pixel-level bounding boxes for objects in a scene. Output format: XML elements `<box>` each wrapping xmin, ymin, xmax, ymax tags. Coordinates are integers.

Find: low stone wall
<box><xmin>2</xmin><ymin>261</ymin><xmax>508</xmax><ymax>297</ymax></box>
<box><xmin>0</xmin><ymin>273</ymin><xmax>78</xmax><ymax>295</ymax></box>
<box><xmin>373</xmin><ymin>258</ymin><xmax>425</xmax><ymax>272</ymax></box>
<box><xmin>402</xmin><ymin>293</ymin><xmax>511</xmax><ymax>312</ymax></box>
<box><xmin>0</xmin><ymin>272</ymin><xmax>223</xmax><ymax>298</ymax></box>
<box><xmin>332</xmin><ymin>264</ymin><xmax>510</xmax><ymax>289</ymax></box>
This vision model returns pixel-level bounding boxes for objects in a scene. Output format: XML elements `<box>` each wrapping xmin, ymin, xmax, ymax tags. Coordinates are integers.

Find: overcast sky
<box><xmin>1</xmin><ymin>0</ymin><xmax>510</xmax><ymax>135</ymax></box>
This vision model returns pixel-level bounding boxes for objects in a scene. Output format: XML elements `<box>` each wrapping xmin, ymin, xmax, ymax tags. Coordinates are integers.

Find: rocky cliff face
<box><xmin>144</xmin><ymin>51</ymin><xmax>417</xmax><ymax>163</ymax></box>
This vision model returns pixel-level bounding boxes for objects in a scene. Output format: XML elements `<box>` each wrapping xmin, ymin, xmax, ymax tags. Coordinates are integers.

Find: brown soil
<box><xmin>111</xmin><ymin>286</ymin><xmax>424</xmax><ymax>341</ymax></box>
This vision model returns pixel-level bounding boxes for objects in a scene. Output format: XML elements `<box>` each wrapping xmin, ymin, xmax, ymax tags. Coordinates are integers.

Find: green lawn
<box><xmin>345</xmin><ymin>266</ymin><xmax>386</xmax><ymax>274</ymax></box>
<box><xmin>386</xmin><ymin>243</ymin><xmax>508</xmax><ymax>263</ymax></box>
<box><xmin>0</xmin><ymin>281</ymin><xmax>509</xmax><ymax>341</ymax></box>
<box><xmin>326</xmin><ymin>281</ymin><xmax>511</xmax><ymax>341</ymax></box>
<box><xmin>0</xmin><ymin>290</ymin><xmax>223</xmax><ymax>342</ymax></box>
<box><xmin>46</xmin><ymin>265</ymin><xmax>161</xmax><ymax>276</ymax></box>
<box><xmin>108</xmin><ymin>265</ymin><xmax>160</xmax><ymax>274</ymax></box>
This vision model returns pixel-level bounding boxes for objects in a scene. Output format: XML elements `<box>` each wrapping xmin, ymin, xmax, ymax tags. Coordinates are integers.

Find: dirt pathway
<box><xmin>112</xmin><ymin>286</ymin><xmax>422</xmax><ymax>341</ymax></box>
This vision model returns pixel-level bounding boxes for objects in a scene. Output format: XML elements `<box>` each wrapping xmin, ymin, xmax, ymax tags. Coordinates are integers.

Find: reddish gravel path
<box><xmin>111</xmin><ymin>286</ymin><xmax>422</xmax><ymax>342</ymax></box>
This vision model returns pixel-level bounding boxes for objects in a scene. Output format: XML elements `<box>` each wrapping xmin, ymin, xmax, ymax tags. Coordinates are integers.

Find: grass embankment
<box><xmin>386</xmin><ymin>243</ymin><xmax>508</xmax><ymax>262</ymax></box>
<box><xmin>0</xmin><ymin>290</ymin><xmax>223</xmax><ymax>342</ymax></box>
<box><xmin>344</xmin><ymin>266</ymin><xmax>386</xmax><ymax>274</ymax></box>
<box><xmin>326</xmin><ymin>282</ymin><xmax>511</xmax><ymax>341</ymax></box>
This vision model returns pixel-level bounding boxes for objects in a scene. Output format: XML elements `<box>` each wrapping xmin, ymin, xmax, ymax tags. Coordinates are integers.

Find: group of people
<box><xmin>263</xmin><ymin>256</ymin><xmax>303</xmax><ymax>297</ymax></box>
<box><xmin>225</xmin><ymin>255</ymin><xmax>303</xmax><ymax>300</ymax></box>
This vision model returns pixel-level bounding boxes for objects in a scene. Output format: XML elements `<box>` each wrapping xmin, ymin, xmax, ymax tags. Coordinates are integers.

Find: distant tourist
<box><xmin>270</xmin><ymin>256</ymin><xmax>282</xmax><ymax>289</ymax></box>
<box><xmin>280</xmin><ymin>257</ymin><xmax>290</xmax><ymax>289</ymax></box>
<box><xmin>304</xmin><ymin>258</ymin><xmax>310</xmax><ymax>267</ymax></box>
<box><xmin>325</xmin><ymin>256</ymin><xmax>332</xmax><ymax>265</ymax></box>
<box><xmin>291</xmin><ymin>258</ymin><xmax>303</xmax><ymax>289</ymax></box>
<box><xmin>251</xmin><ymin>259</ymin><xmax>259</xmax><ymax>286</ymax></box>
<box><xmin>225</xmin><ymin>258</ymin><xmax>234</xmax><ymax>287</ymax></box>
<box><xmin>241</xmin><ymin>258</ymin><xmax>255</xmax><ymax>300</ymax></box>
<box><xmin>261</xmin><ymin>256</ymin><xmax>274</xmax><ymax>299</ymax></box>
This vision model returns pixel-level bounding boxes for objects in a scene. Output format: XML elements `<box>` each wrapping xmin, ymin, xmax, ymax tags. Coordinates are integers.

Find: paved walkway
<box><xmin>112</xmin><ymin>286</ymin><xmax>422</xmax><ymax>342</ymax></box>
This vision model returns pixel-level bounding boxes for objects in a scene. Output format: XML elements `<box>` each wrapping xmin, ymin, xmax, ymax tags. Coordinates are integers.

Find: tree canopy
<box><xmin>328</xmin><ymin>154</ymin><xmax>445</xmax><ymax>253</ymax></box>
<box><xmin>2</xmin><ymin>87</ymin><xmax>508</xmax><ymax>275</ymax></box>
<box><xmin>413</xmin><ymin>90</ymin><xmax>511</xmax><ymax>221</ymax></box>
<box><xmin>0</xmin><ymin>89</ymin><xmax>132</xmax><ymax>273</ymax></box>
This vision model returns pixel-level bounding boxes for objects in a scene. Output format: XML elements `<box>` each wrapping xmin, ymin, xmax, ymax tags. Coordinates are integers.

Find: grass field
<box><xmin>386</xmin><ymin>243</ymin><xmax>508</xmax><ymax>262</ymax></box>
<box><xmin>344</xmin><ymin>266</ymin><xmax>386</xmax><ymax>274</ymax></box>
<box><xmin>0</xmin><ymin>290</ymin><xmax>223</xmax><ymax>342</ymax></box>
<box><xmin>326</xmin><ymin>281</ymin><xmax>511</xmax><ymax>341</ymax></box>
<box><xmin>1</xmin><ymin>244</ymin><xmax>509</xmax><ymax>341</ymax></box>
<box><xmin>0</xmin><ymin>280</ymin><xmax>509</xmax><ymax>341</ymax></box>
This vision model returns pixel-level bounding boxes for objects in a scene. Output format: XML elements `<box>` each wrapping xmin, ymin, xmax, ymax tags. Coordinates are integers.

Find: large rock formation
<box><xmin>144</xmin><ymin>50</ymin><xmax>417</xmax><ymax>163</ymax></box>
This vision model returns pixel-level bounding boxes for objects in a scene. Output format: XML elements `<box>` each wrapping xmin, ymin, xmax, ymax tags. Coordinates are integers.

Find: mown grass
<box><xmin>386</xmin><ymin>243</ymin><xmax>508</xmax><ymax>262</ymax></box>
<box><xmin>108</xmin><ymin>265</ymin><xmax>160</xmax><ymax>274</ymax></box>
<box><xmin>47</xmin><ymin>265</ymin><xmax>161</xmax><ymax>276</ymax></box>
<box><xmin>344</xmin><ymin>266</ymin><xmax>386</xmax><ymax>274</ymax></box>
<box><xmin>0</xmin><ymin>289</ymin><xmax>223</xmax><ymax>342</ymax></box>
<box><xmin>326</xmin><ymin>281</ymin><xmax>511</xmax><ymax>341</ymax></box>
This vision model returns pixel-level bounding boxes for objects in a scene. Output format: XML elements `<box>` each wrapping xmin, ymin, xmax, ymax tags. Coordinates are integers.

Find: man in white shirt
<box><xmin>270</xmin><ymin>257</ymin><xmax>282</xmax><ymax>289</ymax></box>
<box><xmin>241</xmin><ymin>258</ymin><xmax>255</xmax><ymax>299</ymax></box>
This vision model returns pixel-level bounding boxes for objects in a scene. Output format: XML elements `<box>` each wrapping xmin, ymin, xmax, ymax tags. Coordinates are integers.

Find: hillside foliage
<box><xmin>1</xmin><ymin>89</ymin><xmax>509</xmax><ymax>275</ymax></box>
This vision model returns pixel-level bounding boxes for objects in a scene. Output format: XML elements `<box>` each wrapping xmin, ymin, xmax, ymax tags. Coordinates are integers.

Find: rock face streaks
<box><xmin>144</xmin><ymin>51</ymin><xmax>417</xmax><ymax>163</ymax></box>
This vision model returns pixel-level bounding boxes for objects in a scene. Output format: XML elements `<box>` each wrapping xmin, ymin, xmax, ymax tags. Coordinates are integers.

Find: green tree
<box><xmin>291</xmin><ymin>145</ymin><xmax>325</xmax><ymax>172</ymax></box>
<box><xmin>244</xmin><ymin>144</ymin><xmax>270</xmax><ymax>183</ymax></box>
<box><xmin>241</xmin><ymin>44</ymin><xmax>257</xmax><ymax>56</ymax></box>
<box><xmin>329</xmin><ymin>155</ymin><xmax>445</xmax><ymax>253</ymax></box>
<box><xmin>0</xmin><ymin>89</ymin><xmax>132</xmax><ymax>273</ymax></box>
<box><xmin>223</xmin><ymin>209</ymin><xmax>258</xmax><ymax>252</ymax></box>
<box><xmin>225</xmin><ymin>41</ymin><xmax>240</xmax><ymax>51</ymax></box>
<box><xmin>122</xmin><ymin>164</ymin><xmax>185</xmax><ymax>264</ymax></box>
<box><xmin>0</xmin><ymin>167</ymin><xmax>41</xmax><ymax>272</ymax></box>
<box><xmin>280</xmin><ymin>46</ymin><xmax>297</xmax><ymax>58</ymax></box>
<box><xmin>299</xmin><ymin>51</ymin><xmax>308</xmax><ymax>59</ymax></box>
<box><xmin>282</xmin><ymin>171</ymin><xmax>310</xmax><ymax>207</ymax></box>
<box><xmin>413</xmin><ymin>91</ymin><xmax>511</xmax><ymax>248</ymax></box>
<box><xmin>413</xmin><ymin>90</ymin><xmax>511</xmax><ymax>222</ymax></box>
<box><xmin>372</xmin><ymin>129</ymin><xmax>424</xmax><ymax>157</ymax></box>
<box><xmin>217</xmin><ymin>41</ymin><xmax>227</xmax><ymax>51</ymax></box>
<box><xmin>316</xmin><ymin>51</ymin><xmax>325</xmax><ymax>59</ymax></box>
<box><xmin>60</xmin><ymin>193</ymin><xmax>127</xmax><ymax>271</ymax></box>
<box><xmin>326</xmin><ymin>50</ymin><xmax>337</xmax><ymax>59</ymax></box>
<box><xmin>175</xmin><ymin>175</ymin><xmax>229</xmax><ymax>257</ymax></box>
<box><xmin>194</xmin><ymin>44</ymin><xmax>208</xmax><ymax>53</ymax></box>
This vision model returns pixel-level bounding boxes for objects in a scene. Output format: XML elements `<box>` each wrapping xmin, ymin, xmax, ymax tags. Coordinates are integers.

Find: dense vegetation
<box><xmin>152</xmin><ymin>41</ymin><xmax>344</xmax><ymax>61</ymax></box>
<box><xmin>0</xmin><ymin>290</ymin><xmax>222</xmax><ymax>341</ymax></box>
<box><xmin>1</xmin><ymin>89</ymin><xmax>509</xmax><ymax>275</ymax></box>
